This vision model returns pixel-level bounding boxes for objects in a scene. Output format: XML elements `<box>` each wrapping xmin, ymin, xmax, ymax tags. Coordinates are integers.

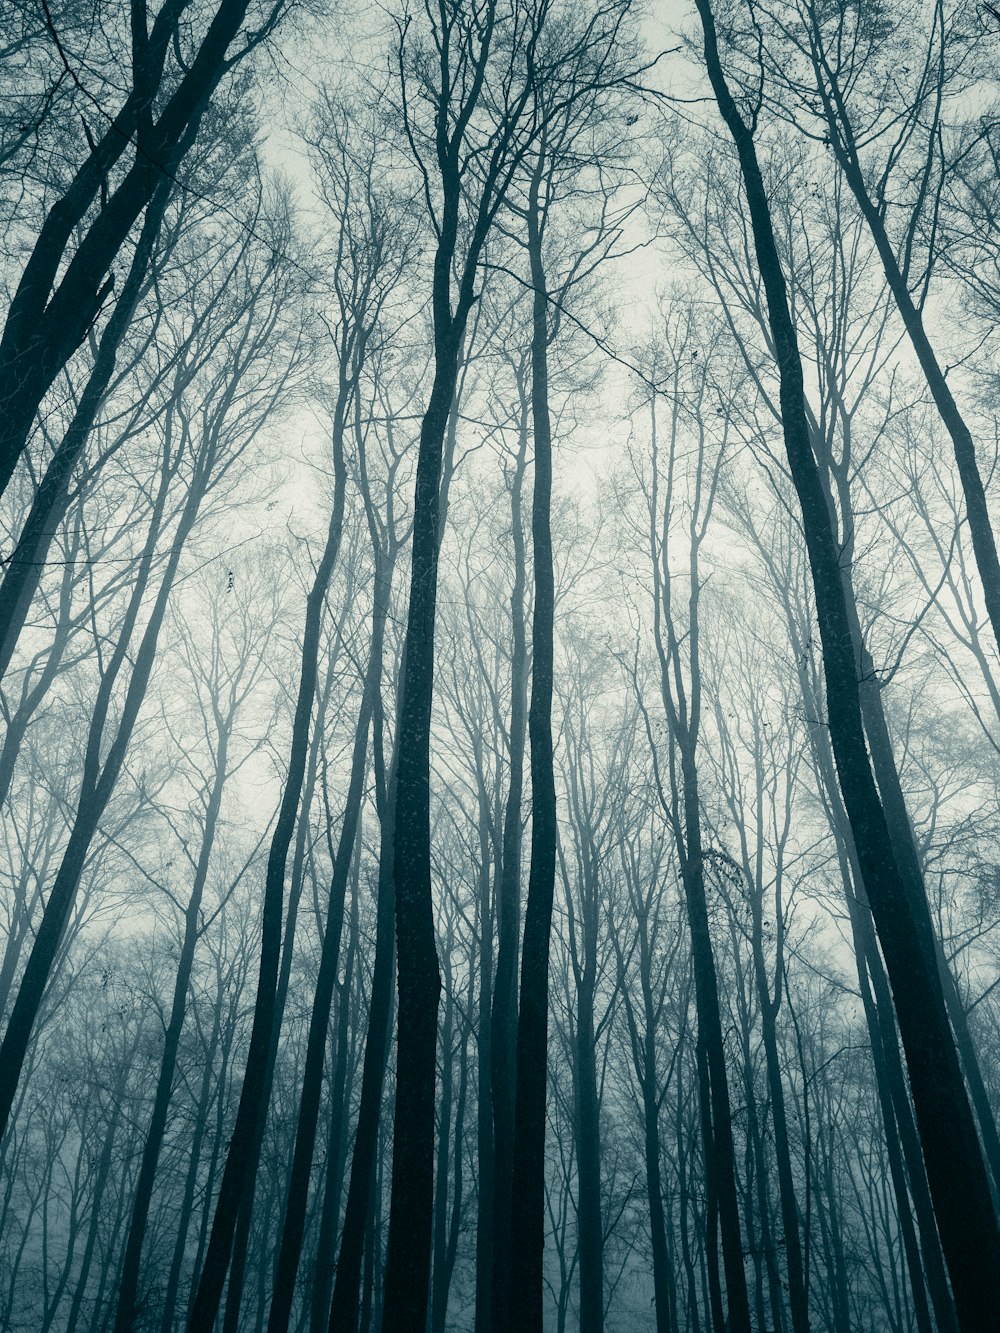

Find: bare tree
<box><xmin>691</xmin><ymin>2</ymin><xmax>1000</xmax><ymax>1325</ymax></box>
<box><xmin>0</xmin><ymin>0</ymin><xmax>292</xmax><ymax>502</ymax></box>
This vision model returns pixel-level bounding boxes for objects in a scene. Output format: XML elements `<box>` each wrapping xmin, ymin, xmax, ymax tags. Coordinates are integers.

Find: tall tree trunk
<box><xmin>380</xmin><ymin>340</ymin><xmax>454</xmax><ymax>1333</ymax></box>
<box><xmin>695</xmin><ymin>1036</ymin><xmax>726</xmax><ymax>1333</ymax></box>
<box><xmin>509</xmin><ymin>162</ymin><xmax>559</xmax><ymax>1333</ymax></box>
<box><xmin>677</xmin><ymin>746</ymin><xmax>751</xmax><ymax>1333</ymax></box>
<box><xmin>0</xmin><ymin>445</ymin><xmax>201</xmax><ymax>1146</ymax></box>
<box><xmin>158</xmin><ymin>972</ymin><xmax>226</xmax><ymax>1333</ymax></box>
<box><xmin>807</xmin><ymin>52</ymin><xmax>1000</xmax><ymax>659</ymax></box>
<box><xmin>486</xmin><ymin>397</ymin><xmax>530</xmax><ymax>1333</ymax></box>
<box><xmin>574</xmin><ymin>960</ymin><xmax>604</xmax><ymax>1333</ymax></box>
<box><xmin>693</xmin><ymin>4</ymin><xmax>1000</xmax><ymax>1325</ymax></box>
<box><xmin>309</xmin><ymin>863</ymin><xmax>362</xmax><ymax>1333</ymax></box>
<box><xmin>64</xmin><ymin>1095</ymin><xmax>126</xmax><ymax>1333</ymax></box>
<box><xmin>747</xmin><ymin>886</ymin><xmax>809</xmax><ymax>1333</ymax></box>
<box><xmin>113</xmin><ymin>717</ymin><xmax>232</xmax><ymax>1333</ymax></box>
<box><xmin>643</xmin><ymin>1060</ymin><xmax>675</xmax><ymax>1333</ymax></box>
<box><xmin>221</xmin><ymin>650</ymin><xmax>339</xmax><ymax>1333</ymax></box>
<box><xmin>187</xmin><ymin>399</ymin><xmax>349</xmax><ymax>1329</ymax></box>
<box><xmin>856</xmin><ymin>639</ymin><xmax>1000</xmax><ymax>1203</ymax></box>
<box><xmin>266</xmin><ymin>592</ymin><xmax>385</xmax><ymax>1333</ymax></box>
<box><xmin>431</xmin><ymin>953</ymin><xmax>469</xmax><ymax>1333</ymax></box>
<box><xmin>0</xmin><ymin>175</ymin><xmax>175</xmax><ymax>685</ymax></box>
<box><xmin>777</xmin><ymin>521</ymin><xmax>957</xmax><ymax>1333</ymax></box>
<box><xmin>327</xmin><ymin>692</ymin><xmax>397</xmax><ymax>1333</ymax></box>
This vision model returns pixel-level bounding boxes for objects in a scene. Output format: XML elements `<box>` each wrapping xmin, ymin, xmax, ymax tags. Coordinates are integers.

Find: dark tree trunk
<box><xmin>64</xmin><ymin>1095</ymin><xmax>126</xmax><ymax>1333</ymax></box>
<box><xmin>266</xmin><ymin>591</ymin><xmax>385</xmax><ymax>1333</ymax></box>
<box><xmin>677</xmin><ymin>751</ymin><xmax>751</xmax><ymax>1333</ymax></box>
<box><xmin>0</xmin><ymin>451</ymin><xmax>199</xmax><ymax>1146</ymax></box>
<box><xmin>619</xmin><ymin>921</ymin><xmax>678</xmax><ymax>1333</ymax></box>
<box><xmin>564</xmin><ymin>820</ymin><xmax>605</xmax><ymax>1333</ymax></box>
<box><xmin>777</xmin><ymin>490</ymin><xmax>956</xmax><ymax>1333</ymax></box>
<box><xmin>220</xmin><ymin>669</ymin><xmax>334</xmax><ymax>1333</ymax></box>
<box><xmin>431</xmin><ymin>961</ymin><xmax>470</xmax><ymax>1333</ymax></box>
<box><xmin>487</xmin><ymin>389</ymin><xmax>529</xmax><ymax>1333</ymax></box>
<box><xmin>693</xmin><ymin>5</ymin><xmax>1000</xmax><ymax>1326</ymax></box>
<box><xmin>0</xmin><ymin>0</ymin><xmax>257</xmax><ymax>502</ymax></box>
<box><xmin>747</xmin><ymin>883</ymin><xmax>809</xmax><ymax>1333</ymax></box>
<box><xmin>0</xmin><ymin>176</ymin><xmax>174</xmax><ymax>685</ymax></box>
<box><xmin>485</xmin><ymin>394</ymin><xmax>533</xmax><ymax>1333</ymax></box>
<box><xmin>327</xmin><ymin>697</ymin><xmax>397</xmax><ymax>1333</ymax></box>
<box><xmin>379</xmin><ymin>70</ymin><xmax>502</xmax><ymax>1321</ymax></box>
<box><xmin>509</xmin><ymin>164</ymin><xmax>559</xmax><ymax>1333</ymax></box>
<box><xmin>474</xmin><ymin>822</ymin><xmax>495</xmax><ymax>1333</ymax></box>
<box><xmin>380</xmin><ymin>346</ymin><xmax>453</xmax><ymax>1333</ymax></box>
<box><xmin>809</xmin><ymin>64</ymin><xmax>1000</xmax><ymax>661</ymax></box>
<box><xmin>644</xmin><ymin>1064</ymin><xmax>676</xmax><ymax>1333</ymax></box>
<box><xmin>574</xmin><ymin>962</ymin><xmax>604</xmax><ymax>1333</ymax></box>
<box><xmin>113</xmin><ymin>718</ymin><xmax>232</xmax><ymax>1333</ymax></box>
<box><xmin>856</xmin><ymin>641</ymin><xmax>1000</xmax><ymax>1205</ymax></box>
<box><xmin>851</xmin><ymin>887</ymin><xmax>937</xmax><ymax>1333</ymax></box>
<box><xmin>380</xmin><ymin>7</ymin><xmax>537</xmax><ymax>1319</ymax></box>
<box><xmin>695</xmin><ymin>1036</ymin><xmax>726</xmax><ymax>1333</ymax></box>
<box><xmin>158</xmin><ymin>974</ymin><xmax>226</xmax><ymax>1333</ymax></box>
<box><xmin>187</xmin><ymin>400</ymin><xmax>349</xmax><ymax>1329</ymax></box>
<box><xmin>807</xmin><ymin>683</ymin><xmax>957</xmax><ymax>1333</ymax></box>
<box><xmin>309</xmin><ymin>871</ymin><xmax>362</xmax><ymax>1333</ymax></box>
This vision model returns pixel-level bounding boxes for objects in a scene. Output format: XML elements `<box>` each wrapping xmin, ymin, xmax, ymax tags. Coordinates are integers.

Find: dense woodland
<box><xmin>2</xmin><ymin>0</ymin><xmax>1000</xmax><ymax>1330</ymax></box>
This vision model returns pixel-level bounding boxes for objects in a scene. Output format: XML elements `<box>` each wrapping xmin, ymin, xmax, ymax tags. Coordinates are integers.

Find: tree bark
<box><xmin>804</xmin><ymin>42</ymin><xmax>1000</xmax><ymax>660</ymax></box>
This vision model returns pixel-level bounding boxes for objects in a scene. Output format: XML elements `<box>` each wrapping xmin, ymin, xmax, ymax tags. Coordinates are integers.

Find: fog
<box><xmin>1</xmin><ymin>2</ymin><xmax>999</xmax><ymax>1331</ymax></box>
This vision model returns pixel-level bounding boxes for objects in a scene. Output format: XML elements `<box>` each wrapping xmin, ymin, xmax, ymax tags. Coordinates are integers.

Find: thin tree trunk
<box><xmin>574</xmin><ymin>960</ymin><xmax>604</xmax><ymax>1333</ymax></box>
<box><xmin>327</xmin><ymin>692</ymin><xmax>397</xmax><ymax>1333</ymax></box>
<box><xmin>0</xmin><ymin>444</ymin><xmax>200</xmax><ymax>1146</ymax></box>
<box><xmin>696</xmin><ymin>1036</ymin><xmax>726</xmax><ymax>1333</ymax></box>
<box><xmin>0</xmin><ymin>173</ymin><xmax>176</xmax><ymax>684</ymax></box>
<box><xmin>63</xmin><ymin>1095</ymin><xmax>126</xmax><ymax>1333</ymax></box>
<box><xmin>487</xmin><ymin>394</ymin><xmax>530</xmax><ymax>1333</ymax></box>
<box><xmin>187</xmin><ymin>396</ymin><xmax>349</xmax><ymax>1329</ymax></box>
<box><xmin>113</xmin><ymin>717</ymin><xmax>233</xmax><ymax>1333</ymax></box>
<box><xmin>751</xmin><ymin>916</ymin><xmax>809</xmax><ymax>1333</ymax></box>
<box><xmin>266</xmin><ymin>600</ymin><xmax>385</xmax><ymax>1333</ymax></box>
<box><xmin>158</xmin><ymin>974</ymin><xmax>226</xmax><ymax>1333</ymax></box>
<box><xmin>430</xmin><ymin>964</ymin><xmax>458</xmax><ymax>1333</ymax></box>
<box><xmin>678</xmin><ymin>753</ymin><xmax>750</xmax><ymax>1333</ymax></box>
<box><xmin>809</xmin><ymin>57</ymin><xmax>1000</xmax><ymax>659</ymax></box>
<box><xmin>509</xmin><ymin>161</ymin><xmax>559</xmax><ymax>1333</ymax></box>
<box><xmin>309</xmin><ymin>860</ymin><xmax>362</xmax><ymax>1333</ymax></box>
